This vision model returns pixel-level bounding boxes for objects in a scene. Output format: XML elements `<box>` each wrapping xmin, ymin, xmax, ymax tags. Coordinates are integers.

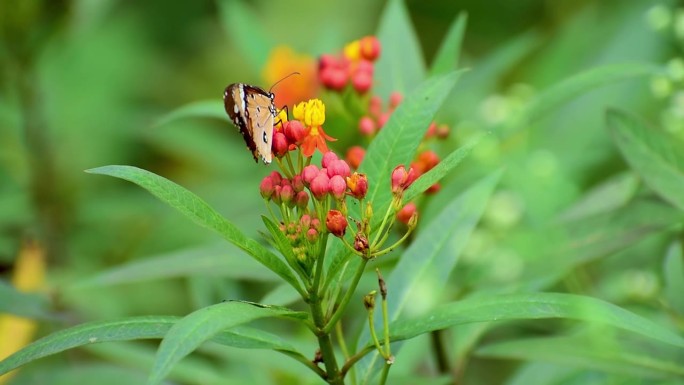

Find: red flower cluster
<box><xmin>260</xmin><ymin>171</ymin><xmax>309</xmax><ymax>208</ymax></box>
<box><xmin>271</xmin><ymin>99</ymin><xmax>337</xmax><ymax>159</ymax></box>
<box><xmin>301</xmin><ymin>152</ymin><xmax>367</xmax><ymax>201</ymax></box>
<box><xmin>411</xmin><ymin>150</ymin><xmax>441</xmax><ymax>194</ymax></box>
<box><xmin>359</xmin><ymin>92</ymin><xmax>403</xmax><ymax>137</ymax></box>
<box><xmin>319</xmin><ymin>36</ymin><xmax>381</xmax><ymax>93</ymax></box>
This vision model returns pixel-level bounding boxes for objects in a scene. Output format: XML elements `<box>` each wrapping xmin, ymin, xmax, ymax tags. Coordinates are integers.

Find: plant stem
<box><xmin>310</xmin><ymin>242</ymin><xmax>343</xmax><ymax>384</ymax></box>
<box><xmin>324</xmin><ymin>258</ymin><xmax>368</xmax><ymax>334</ymax></box>
<box><xmin>430</xmin><ymin>330</ymin><xmax>450</xmax><ymax>375</ymax></box>
<box><xmin>377</xmin><ymin>363</ymin><xmax>391</xmax><ymax>385</ymax></box>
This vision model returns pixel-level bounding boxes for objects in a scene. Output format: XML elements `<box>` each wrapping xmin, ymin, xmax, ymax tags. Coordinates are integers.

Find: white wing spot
<box><xmin>233</xmin><ymin>104</ymin><xmax>239</xmax><ymax>114</ymax></box>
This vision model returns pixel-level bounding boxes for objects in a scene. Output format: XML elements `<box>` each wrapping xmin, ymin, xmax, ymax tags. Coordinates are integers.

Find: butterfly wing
<box><xmin>223</xmin><ymin>83</ymin><xmax>275</xmax><ymax>164</ymax></box>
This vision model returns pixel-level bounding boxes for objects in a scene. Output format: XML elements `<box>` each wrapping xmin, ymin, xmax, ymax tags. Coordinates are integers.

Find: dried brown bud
<box><xmin>376</xmin><ymin>268</ymin><xmax>387</xmax><ymax>299</ymax></box>
<box><xmin>363</xmin><ymin>290</ymin><xmax>377</xmax><ymax>310</ymax></box>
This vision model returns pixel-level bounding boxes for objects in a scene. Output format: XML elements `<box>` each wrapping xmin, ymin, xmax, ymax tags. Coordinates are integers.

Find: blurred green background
<box><xmin>2</xmin><ymin>0</ymin><xmax>683</xmax><ymax>384</ymax></box>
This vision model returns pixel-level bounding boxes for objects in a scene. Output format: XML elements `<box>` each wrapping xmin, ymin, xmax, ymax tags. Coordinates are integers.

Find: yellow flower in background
<box><xmin>0</xmin><ymin>240</ymin><xmax>46</xmax><ymax>385</ymax></box>
<box><xmin>343</xmin><ymin>39</ymin><xmax>361</xmax><ymax>60</ymax></box>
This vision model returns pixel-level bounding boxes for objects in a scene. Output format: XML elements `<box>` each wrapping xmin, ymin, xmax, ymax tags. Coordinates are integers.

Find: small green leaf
<box><xmin>663</xmin><ymin>241</ymin><xmax>684</xmax><ymax>315</ymax></box>
<box><xmin>0</xmin><ymin>316</ymin><xmax>297</xmax><ymax>377</ymax></box>
<box><xmin>403</xmin><ymin>135</ymin><xmax>482</xmax><ymax>203</ymax></box>
<box><xmin>86</xmin><ymin>166</ymin><xmax>305</xmax><ymax>296</ymax></box>
<box><xmin>477</xmin><ymin>334</ymin><xmax>684</xmax><ymax>378</ymax></box>
<box><xmin>429</xmin><ymin>12</ymin><xmax>468</xmax><ymax>76</ymax></box>
<box><xmin>153</xmin><ymin>100</ymin><xmax>225</xmax><ymax>127</ymax></box>
<box><xmin>358</xmin><ymin>170</ymin><xmax>501</xmax><ymax>383</ymax></box>
<box><xmin>374</xmin><ymin>0</ymin><xmax>426</xmax><ymax>99</ymax></box>
<box><xmin>147</xmin><ymin>302</ymin><xmax>305</xmax><ymax>385</ymax></box>
<box><xmin>389</xmin><ymin>293</ymin><xmax>684</xmax><ymax>349</ymax></box>
<box><xmin>607</xmin><ymin>109</ymin><xmax>684</xmax><ymax>211</ymax></box>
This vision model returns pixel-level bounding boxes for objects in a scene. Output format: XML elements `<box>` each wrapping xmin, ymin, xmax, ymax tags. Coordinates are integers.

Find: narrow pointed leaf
<box><xmin>0</xmin><ymin>316</ymin><xmax>297</xmax><ymax>377</ymax></box>
<box><xmin>607</xmin><ymin>109</ymin><xmax>684</xmax><ymax>211</ymax></box>
<box><xmin>429</xmin><ymin>12</ymin><xmax>468</xmax><ymax>76</ymax></box>
<box><xmin>86</xmin><ymin>166</ymin><xmax>304</xmax><ymax>296</ymax></box>
<box><xmin>388</xmin><ymin>293</ymin><xmax>684</xmax><ymax>348</ymax></box>
<box><xmin>147</xmin><ymin>302</ymin><xmax>306</xmax><ymax>385</ymax></box>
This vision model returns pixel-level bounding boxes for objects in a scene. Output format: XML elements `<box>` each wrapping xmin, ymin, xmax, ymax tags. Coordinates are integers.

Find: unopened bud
<box><xmin>363</xmin><ymin>290</ymin><xmax>377</xmax><ymax>310</ymax></box>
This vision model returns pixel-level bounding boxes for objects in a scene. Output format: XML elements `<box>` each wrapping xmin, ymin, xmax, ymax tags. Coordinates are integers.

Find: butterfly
<box><xmin>223</xmin><ymin>83</ymin><xmax>277</xmax><ymax>164</ymax></box>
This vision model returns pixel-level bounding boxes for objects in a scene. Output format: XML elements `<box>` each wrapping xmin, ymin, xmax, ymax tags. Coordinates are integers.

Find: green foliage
<box><xmin>2</xmin><ymin>0</ymin><xmax>684</xmax><ymax>384</ymax></box>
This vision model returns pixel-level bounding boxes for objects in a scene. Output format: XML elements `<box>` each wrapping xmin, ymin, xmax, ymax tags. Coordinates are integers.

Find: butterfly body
<box><xmin>223</xmin><ymin>83</ymin><xmax>277</xmax><ymax>164</ymax></box>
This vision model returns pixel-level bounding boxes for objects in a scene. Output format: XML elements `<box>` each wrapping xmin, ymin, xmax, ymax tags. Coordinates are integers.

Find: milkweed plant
<box><xmin>2</xmin><ymin>3</ymin><xmax>684</xmax><ymax>385</ymax></box>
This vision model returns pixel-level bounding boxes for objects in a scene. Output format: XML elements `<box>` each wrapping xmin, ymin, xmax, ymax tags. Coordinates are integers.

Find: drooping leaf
<box><xmin>476</xmin><ymin>334</ymin><xmax>684</xmax><ymax>378</ymax></box>
<box><xmin>388</xmin><ymin>293</ymin><xmax>684</xmax><ymax>349</ymax></box>
<box><xmin>0</xmin><ymin>316</ymin><xmax>297</xmax><ymax>377</ymax></box>
<box><xmin>86</xmin><ymin>166</ymin><xmax>305</xmax><ymax>297</ymax></box>
<box><xmin>147</xmin><ymin>301</ymin><xmax>306</xmax><ymax>385</ymax></box>
<box><xmin>429</xmin><ymin>12</ymin><xmax>468</xmax><ymax>76</ymax></box>
<box><xmin>607</xmin><ymin>108</ymin><xmax>684</xmax><ymax>211</ymax></box>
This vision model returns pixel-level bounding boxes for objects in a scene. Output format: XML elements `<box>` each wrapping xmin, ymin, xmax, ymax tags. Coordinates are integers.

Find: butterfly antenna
<box><xmin>268</xmin><ymin>72</ymin><xmax>301</xmax><ymax>93</ymax></box>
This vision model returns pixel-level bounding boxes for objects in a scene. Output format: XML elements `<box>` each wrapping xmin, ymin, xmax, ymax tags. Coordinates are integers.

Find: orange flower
<box><xmin>294</xmin><ymin>99</ymin><xmax>337</xmax><ymax>157</ymax></box>
<box><xmin>262</xmin><ymin>46</ymin><xmax>318</xmax><ymax>108</ymax></box>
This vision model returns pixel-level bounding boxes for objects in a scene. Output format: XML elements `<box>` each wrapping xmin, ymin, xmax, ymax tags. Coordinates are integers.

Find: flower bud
<box><xmin>389</xmin><ymin>91</ymin><xmax>403</xmax><ymax>108</ymax></box>
<box><xmin>329</xmin><ymin>175</ymin><xmax>347</xmax><ymax>200</ymax></box>
<box><xmin>292</xmin><ymin>175</ymin><xmax>305</xmax><ymax>193</ymax></box>
<box><xmin>302</xmin><ymin>165</ymin><xmax>319</xmax><ymax>185</ymax></box>
<box><xmin>391</xmin><ymin>165</ymin><xmax>418</xmax><ymax>194</ymax></box>
<box><xmin>354</xmin><ymin>232</ymin><xmax>369</xmax><ymax>252</ymax></box>
<box><xmin>283</xmin><ymin>120</ymin><xmax>307</xmax><ymax>145</ymax></box>
<box><xmin>346</xmin><ymin>146</ymin><xmax>366</xmax><ymax>169</ymax></box>
<box><xmin>327</xmin><ymin>159</ymin><xmax>351</xmax><ymax>178</ymax></box>
<box><xmin>269</xmin><ymin>171</ymin><xmax>283</xmax><ymax>186</ymax></box>
<box><xmin>369</xmin><ymin>96</ymin><xmax>382</xmax><ymax>117</ymax></box>
<box><xmin>358</xmin><ymin>116</ymin><xmax>376</xmax><ymax>136</ymax></box>
<box><xmin>352</xmin><ymin>71</ymin><xmax>373</xmax><ymax>93</ymax></box>
<box><xmin>417</xmin><ymin>150</ymin><xmax>440</xmax><ymax>173</ymax></box>
<box><xmin>272</xmin><ymin>132</ymin><xmax>289</xmax><ymax>157</ymax></box>
<box><xmin>425</xmin><ymin>122</ymin><xmax>437</xmax><ymax>138</ymax></box>
<box><xmin>365</xmin><ymin>202</ymin><xmax>373</xmax><ymax>219</ymax></box>
<box><xmin>295</xmin><ymin>191</ymin><xmax>309</xmax><ymax>209</ymax></box>
<box><xmin>259</xmin><ymin>176</ymin><xmax>275</xmax><ymax>200</ymax></box>
<box><xmin>310</xmin><ymin>173</ymin><xmax>330</xmax><ymax>200</ymax></box>
<box><xmin>280</xmin><ymin>184</ymin><xmax>294</xmax><ymax>205</ymax></box>
<box><xmin>363</xmin><ymin>290</ymin><xmax>377</xmax><ymax>310</ymax></box>
<box><xmin>359</xmin><ymin>36</ymin><xmax>381</xmax><ymax>61</ymax></box>
<box><xmin>427</xmin><ymin>183</ymin><xmax>441</xmax><ymax>194</ymax></box>
<box><xmin>322</xmin><ymin>151</ymin><xmax>339</xmax><ymax>169</ymax></box>
<box><xmin>355</xmin><ymin>59</ymin><xmax>374</xmax><ymax>76</ymax></box>
<box><xmin>300</xmin><ymin>214</ymin><xmax>311</xmax><ymax>229</ymax></box>
<box><xmin>346</xmin><ymin>172</ymin><xmax>368</xmax><ymax>200</ymax></box>
<box><xmin>272</xmin><ymin>185</ymin><xmax>283</xmax><ymax>204</ymax></box>
<box><xmin>377</xmin><ymin>112</ymin><xmax>390</xmax><ymax>128</ymax></box>
<box><xmin>436</xmin><ymin>124</ymin><xmax>450</xmax><ymax>139</ymax></box>
<box><xmin>311</xmin><ymin>218</ymin><xmax>321</xmax><ymax>231</ymax></box>
<box><xmin>397</xmin><ymin>202</ymin><xmax>417</xmax><ymax>225</ymax></box>
<box><xmin>306</xmin><ymin>228</ymin><xmax>319</xmax><ymax>242</ymax></box>
<box><xmin>326</xmin><ymin>209</ymin><xmax>348</xmax><ymax>237</ymax></box>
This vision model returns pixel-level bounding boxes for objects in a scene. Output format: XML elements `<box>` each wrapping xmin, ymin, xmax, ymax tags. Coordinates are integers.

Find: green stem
<box><xmin>377</xmin><ymin>363</ymin><xmax>391</xmax><ymax>385</ymax></box>
<box><xmin>340</xmin><ymin>345</ymin><xmax>375</xmax><ymax>377</ymax></box>
<box><xmin>371</xmin><ymin>199</ymin><xmax>397</xmax><ymax>248</ymax></box>
<box><xmin>372</xmin><ymin>225</ymin><xmax>415</xmax><ymax>257</ymax></box>
<box><xmin>381</xmin><ymin>296</ymin><xmax>390</xmax><ymax>357</ymax></box>
<box><xmin>324</xmin><ymin>258</ymin><xmax>368</xmax><ymax>334</ymax></box>
<box><xmin>367</xmin><ymin>305</ymin><xmax>383</xmax><ymax>354</ymax></box>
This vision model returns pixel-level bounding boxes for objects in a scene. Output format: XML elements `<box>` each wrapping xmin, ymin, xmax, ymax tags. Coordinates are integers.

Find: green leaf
<box><xmin>86</xmin><ymin>166</ymin><xmax>305</xmax><ymax>296</ymax></box>
<box><xmin>0</xmin><ymin>316</ymin><xmax>297</xmax><ymax>377</ymax></box>
<box><xmin>0</xmin><ymin>279</ymin><xmax>51</xmax><ymax>319</ymax></box>
<box><xmin>607</xmin><ymin>109</ymin><xmax>684</xmax><ymax>211</ymax></box>
<box><xmin>216</xmin><ymin>0</ymin><xmax>272</xmax><ymax>70</ymax></box>
<box><xmin>324</xmin><ymin>71</ymin><xmax>465</xmax><ymax>289</ymax></box>
<box><xmin>521</xmin><ymin>64</ymin><xmax>662</xmax><ymax>126</ymax></box>
<box><xmin>388</xmin><ymin>293</ymin><xmax>684</xmax><ymax>349</ymax></box>
<box><xmin>147</xmin><ymin>301</ymin><xmax>305</xmax><ymax>385</ymax></box>
<box><xmin>476</xmin><ymin>334</ymin><xmax>684</xmax><ymax>378</ymax></box>
<box><xmin>358</xmin><ymin>170</ymin><xmax>501</xmax><ymax>383</ymax></box>
<box><xmin>73</xmin><ymin>244</ymin><xmax>282</xmax><ymax>288</ymax></box>
<box><xmin>403</xmin><ymin>135</ymin><xmax>482</xmax><ymax>203</ymax></box>
<box><xmin>663</xmin><ymin>241</ymin><xmax>684</xmax><ymax>315</ymax></box>
<box><xmin>360</xmin><ymin>70</ymin><xmax>465</xmax><ymax>222</ymax></box>
<box><xmin>153</xmin><ymin>100</ymin><xmax>225</xmax><ymax>127</ymax></box>
<box><xmin>374</xmin><ymin>0</ymin><xmax>426</xmax><ymax>99</ymax></box>
<box><xmin>556</xmin><ymin>172</ymin><xmax>639</xmax><ymax>222</ymax></box>
<box><xmin>429</xmin><ymin>12</ymin><xmax>467</xmax><ymax>76</ymax></box>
